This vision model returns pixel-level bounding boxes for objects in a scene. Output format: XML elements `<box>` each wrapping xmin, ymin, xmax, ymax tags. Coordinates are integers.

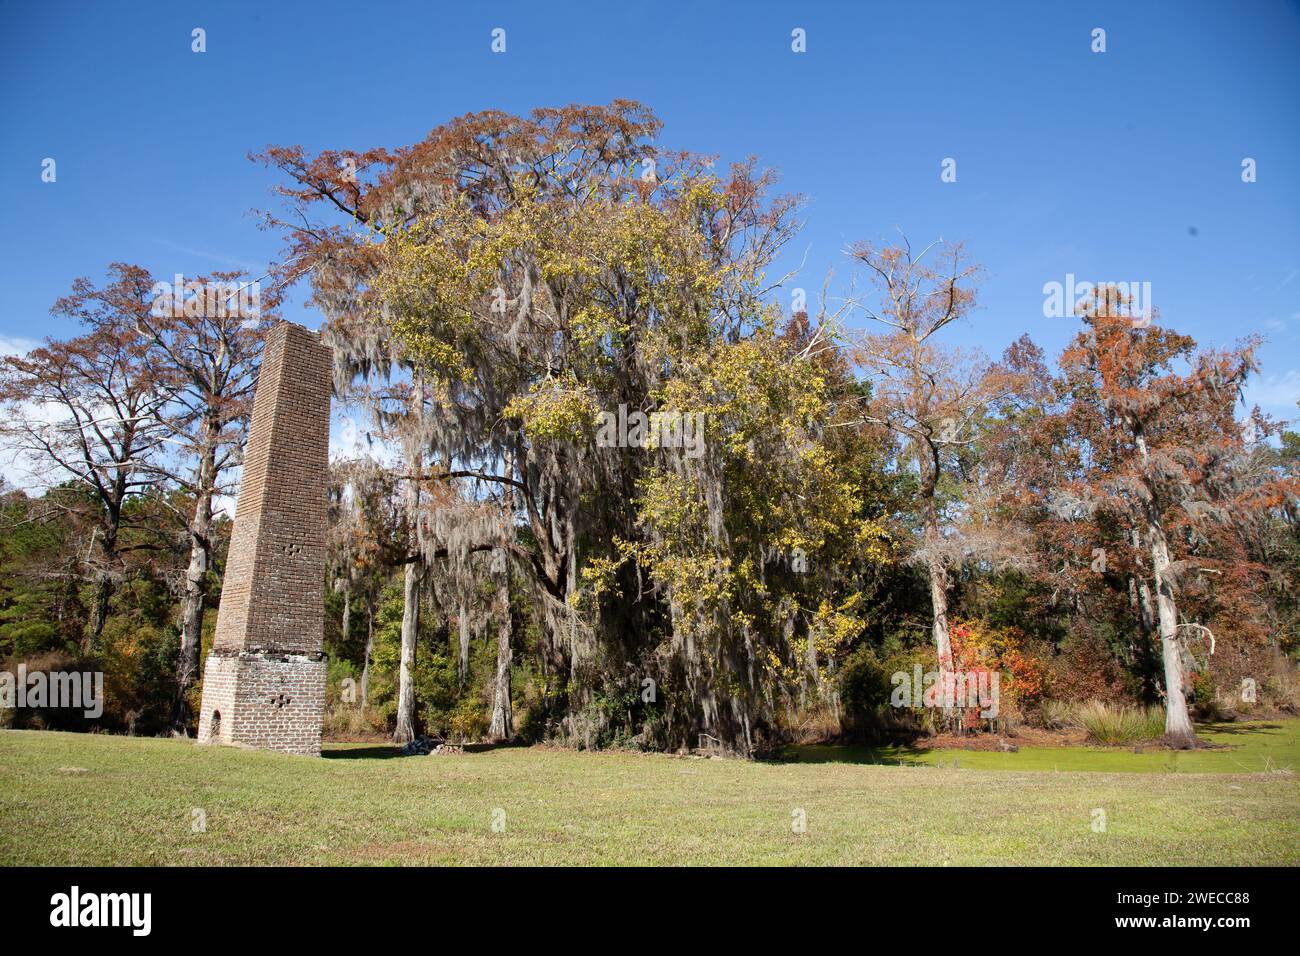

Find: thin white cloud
<box><xmin>153</xmin><ymin>239</ymin><xmax>263</xmax><ymax>273</ymax></box>
<box><xmin>0</xmin><ymin>335</ymin><xmax>39</xmax><ymax>357</ymax></box>
<box><xmin>1245</xmin><ymin>368</ymin><xmax>1300</xmax><ymax>417</ymax></box>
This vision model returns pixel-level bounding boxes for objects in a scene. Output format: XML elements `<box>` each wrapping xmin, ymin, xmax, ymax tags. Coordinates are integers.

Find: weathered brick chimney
<box><xmin>197</xmin><ymin>321</ymin><xmax>332</xmax><ymax>755</ymax></box>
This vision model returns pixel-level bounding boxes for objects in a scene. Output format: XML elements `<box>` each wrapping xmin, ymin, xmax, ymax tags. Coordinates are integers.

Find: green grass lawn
<box><xmin>1</xmin><ymin>722</ymin><xmax>1296</xmax><ymax>866</ymax></box>
<box><xmin>785</xmin><ymin>721</ymin><xmax>1300</xmax><ymax>773</ymax></box>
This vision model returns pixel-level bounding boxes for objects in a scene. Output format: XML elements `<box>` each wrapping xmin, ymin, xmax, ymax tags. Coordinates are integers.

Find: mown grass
<box><xmin>0</xmin><ymin>723</ymin><xmax>1296</xmax><ymax>866</ymax></box>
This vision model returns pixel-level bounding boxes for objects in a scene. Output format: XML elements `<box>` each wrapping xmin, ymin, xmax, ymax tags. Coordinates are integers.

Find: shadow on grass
<box><xmin>774</xmin><ymin>743</ymin><xmax>934</xmax><ymax>767</ymax></box>
<box><xmin>1200</xmin><ymin>722</ymin><xmax>1283</xmax><ymax>736</ymax></box>
<box><xmin>322</xmin><ymin>745</ymin><xmax>403</xmax><ymax>760</ymax></box>
<box><xmin>323</xmin><ymin>741</ymin><xmax>523</xmax><ymax>760</ymax></box>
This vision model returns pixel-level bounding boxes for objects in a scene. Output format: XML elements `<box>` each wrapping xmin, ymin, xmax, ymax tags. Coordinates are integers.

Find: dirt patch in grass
<box><xmin>346</xmin><ymin>838</ymin><xmax>444</xmax><ymax>864</ymax></box>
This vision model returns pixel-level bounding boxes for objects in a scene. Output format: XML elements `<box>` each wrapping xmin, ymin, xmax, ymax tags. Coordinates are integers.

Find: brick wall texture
<box><xmin>197</xmin><ymin>321</ymin><xmax>332</xmax><ymax>756</ymax></box>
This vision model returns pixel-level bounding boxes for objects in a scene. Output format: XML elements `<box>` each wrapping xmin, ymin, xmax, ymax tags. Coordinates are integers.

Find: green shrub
<box><xmin>838</xmin><ymin>645</ymin><xmax>894</xmax><ymax>729</ymax></box>
<box><xmin>836</xmin><ymin>645</ymin><xmax>933</xmax><ymax>742</ymax></box>
<box><xmin>447</xmin><ymin>694</ymin><xmax>487</xmax><ymax>741</ymax></box>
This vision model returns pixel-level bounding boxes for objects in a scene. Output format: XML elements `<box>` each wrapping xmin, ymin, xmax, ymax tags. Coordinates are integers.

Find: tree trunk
<box><xmin>1149</xmin><ymin>522</ymin><xmax>1197</xmax><ymax>747</ymax></box>
<box><xmin>171</xmin><ymin>441</ymin><xmax>217</xmax><ymax>731</ymax></box>
<box><xmin>83</xmin><ymin>517</ymin><xmax>120</xmax><ymax>654</ymax></box>
<box><xmin>489</xmin><ymin>566</ymin><xmax>513</xmax><ymax>741</ymax></box>
<box><xmin>926</xmin><ymin>555</ymin><xmax>955</xmax><ymax>729</ymax></box>
<box><xmin>393</xmin><ymin>444</ymin><xmax>424</xmax><ymax>744</ymax></box>
<box><xmin>393</xmin><ymin>557</ymin><xmax>421</xmax><ymax>744</ymax></box>
<box><xmin>341</xmin><ymin>580</ymin><xmax>351</xmax><ymax>648</ymax></box>
<box><xmin>84</xmin><ymin>457</ymin><xmax>131</xmax><ymax>655</ymax></box>
<box><xmin>85</xmin><ymin>572</ymin><xmax>113</xmax><ymax>655</ymax></box>
<box><xmin>1132</xmin><ymin>427</ymin><xmax>1196</xmax><ymax>747</ymax></box>
<box><xmin>490</xmin><ymin>450</ymin><xmax>515</xmax><ymax>741</ymax></box>
<box><xmin>1132</xmin><ymin>562</ymin><xmax>1155</xmax><ymax>637</ymax></box>
<box><xmin>926</xmin><ymin>558</ymin><xmax>952</xmax><ymax>665</ymax></box>
<box><xmin>360</xmin><ymin>594</ymin><xmax>373</xmax><ymax>709</ymax></box>
<box><xmin>457</xmin><ymin>601</ymin><xmax>471</xmax><ymax>687</ymax></box>
<box><xmin>919</xmin><ymin>440</ymin><xmax>953</xmax><ymax>726</ymax></box>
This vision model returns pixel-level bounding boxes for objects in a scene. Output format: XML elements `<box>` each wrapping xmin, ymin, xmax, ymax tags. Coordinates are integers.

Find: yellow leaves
<box><xmin>572</xmin><ymin>304</ymin><xmax>629</xmax><ymax>351</ymax></box>
<box><xmin>576</xmin><ymin>549</ymin><xmax>631</xmax><ymax>607</ymax></box>
<box><xmin>620</xmin><ymin>311</ymin><xmax>896</xmax><ymax>694</ymax></box>
<box><xmin>370</xmin><ymin>162</ymin><xmax>749</xmax><ymax>400</ymax></box>
<box><xmin>635</xmin><ymin>470</ymin><xmax>708</xmax><ymax>542</ymax></box>
<box><xmin>390</xmin><ymin>321</ymin><xmax>472</xmax><ymax>384</ymax></box>
<box><xmin>362</xmin><ymin>154</ymin><xmax>892</xmax><ymax>709</ymax></box>
<box><xmin>763</xmin><ymin>646</ymin><xmax>799</xmax><ymax>683</ymax></box>
<box><xmin>811</xmin><ymin>593</ymin><xmax>864</xmax><ymax>657</ymax></box>
<box><xmin>503</xmin><ymin>372</ymin><xmax>600</xmax><ymax>444</ymax></box>
<box><xmin>758</xmin><ymin>595</ymin><xmax>867</xmax><ymax>684</ymax></box>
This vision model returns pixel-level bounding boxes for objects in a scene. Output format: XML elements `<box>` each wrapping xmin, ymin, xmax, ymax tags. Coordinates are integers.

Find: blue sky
<box><xmin>2</xmin><ymin>0</ymin><xmax>1298</xmax><ymax>426</ymax></box>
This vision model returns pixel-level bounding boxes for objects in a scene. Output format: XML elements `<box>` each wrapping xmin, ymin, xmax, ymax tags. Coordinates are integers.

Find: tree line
<box><xmin>2</xmin><ymin>101</ymin><xmax>1297</xmax><ymax>752</ymax></box>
